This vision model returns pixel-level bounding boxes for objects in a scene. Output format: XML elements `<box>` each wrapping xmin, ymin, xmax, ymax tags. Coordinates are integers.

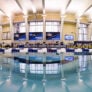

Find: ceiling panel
<box><xmin>0</xmin><ymin>0</ymin><xmax>91</xmax><ymax>17</ymax></box>
<box><xmin>0</xmin><ymin>0</ymin><xmax>21</xmax><ymax>16</ymax></box>
<box><xmin>32</xmin><ymin>0</ymin><xmax>42</xmax><ymax>10</ymax></box>
<box><xmin>67</xmin><ymin>0</ymin><xmax>92</xmax><ymax>16</ymax></box>
<box><xmin>45</xmin><ymin>0</ymin><xmax>71</xmax><ymax>13</ymax></box>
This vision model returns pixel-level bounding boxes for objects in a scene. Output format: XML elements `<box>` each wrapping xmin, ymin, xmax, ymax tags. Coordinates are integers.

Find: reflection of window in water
<box><xmin>20</xmin><ymin>63</ymin><xmax>26</xmax><ymax>73</ymax></box>
<box><xmin>91</xmin><ymin>55</ymin><xmax>92</xmax><ymax>60</ymax></box>
<box><xmin>30</xmin><ymin>64</ymin><xmax>59</xmax><ymax>74</ymax></box>
<box><xmin>19</xmin><ymin>62</ymin><xmax>59</xmax><ymax>74</ymax></box>
<box><xmin>3</xmin><ymin>58</ymin><xmax>11</xmax><ymax>64</ymax></box>
<box><xmin>30</xmin><ymin>64</ymin><xmax>43</xmax><ymax>74</ymax></box>
<box><xmin>79</xmin><ymin>56</ymin><xmax>87</xmax><ymax>71</ymax></box>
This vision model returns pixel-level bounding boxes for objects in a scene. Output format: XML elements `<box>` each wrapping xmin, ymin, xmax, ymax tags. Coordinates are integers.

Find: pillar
<box><xmin>88</xmin><ymin>18</ymin><xmax>92</xmax><ymax>41</ymax></box>
<box><xmin>60</xmin><ymin>15</ymin><xmax>65</xmax><ymax>42</ymax></box>
<box><xmin>24</xmin><ymin>15</ymin><xmax>29</xmax><ymax>42</ymax></box>
<box><xmin>0</xmin><ymin>16</ymin><xmax>2</xmax><ymax>42</ymax></box>
<box><xmin>43</xmin><ymin>14</ymin><xmax>46</xmax><ymax>42</ymax></box>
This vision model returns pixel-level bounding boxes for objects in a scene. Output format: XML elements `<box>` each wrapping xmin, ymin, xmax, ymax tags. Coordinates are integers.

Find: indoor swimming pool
<box><xmin>0</xmin><ymin>53</ymin><xmax>92</xmax><ymax>92</ymax></box>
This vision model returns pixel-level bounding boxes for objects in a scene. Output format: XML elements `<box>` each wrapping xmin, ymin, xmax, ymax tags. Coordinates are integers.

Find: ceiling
<box><xmin>0</xmin><ymin>0</ymin><xmax>92</xmax><ymax>17</ymax></box>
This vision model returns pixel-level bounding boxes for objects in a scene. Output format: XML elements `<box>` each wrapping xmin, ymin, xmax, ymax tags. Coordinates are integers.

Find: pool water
<box><xmin>0</xmin><ymin>53</ymin><xmax>92</xmax><ymax>92</ymax></box>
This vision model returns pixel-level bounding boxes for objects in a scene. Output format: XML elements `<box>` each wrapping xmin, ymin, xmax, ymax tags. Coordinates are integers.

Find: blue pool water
<box><xmin>0</xmin><ymin>53</ymin><xmax>92</xmax><ymax>92</ymax></box>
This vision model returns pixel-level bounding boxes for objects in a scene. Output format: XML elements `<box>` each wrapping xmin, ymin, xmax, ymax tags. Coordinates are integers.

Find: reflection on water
<box><xmin>0</xmin><ymin>53</ymin><xmax>92</xmax><ymax>92</ymax></box>
<box><xmin>78</xmin><ymin>55</ymin><xmax>88</xmax><ymax>71</ymax></box>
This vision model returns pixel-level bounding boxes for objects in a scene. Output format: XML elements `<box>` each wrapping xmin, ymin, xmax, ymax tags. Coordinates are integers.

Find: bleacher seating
<box><xmin>0</xmin><ymin>48</ymin><xmax>4</xmax><ymax>53</ymax></box>
<box><xmin>12</xmin><ymin>48</ymin><xmax>20</xmax><ymax>53</ymax></box>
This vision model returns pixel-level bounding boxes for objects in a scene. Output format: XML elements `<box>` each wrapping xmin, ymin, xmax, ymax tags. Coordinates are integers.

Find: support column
<box><xmin>88</xmin><ymin>18</ymin><xmax>92</xmax><ymax>41</ymax></box>
<box><xmin>90</xmin><ymin>22</ymin><xmax>92</xmax><ymax>41</ymax></box>
<box><xmin>24</xmin><ymin>15</ymin><xmax>29</xmax><ymax>42</ymax></box>
<box><xmin>0</xmin><ymin>16</ymin><xmax>2</xmax><ymax>42</ymax></box>
<box><xmin>9</xmin><ymin>17</ymin><xmax>14</xmax><ymax>42</ymax></box>
<box><xmin>76</xmin><ymin>17</ymin><xmax>80</xmax><ymax>41</ymax></box>
<box><xmin>60</xmin><ymin>15</ymin><xmax>65</xmax><ymax>42</ymax></box>
<box><xmin>43</xmin><ymin>14</ymin><xmax>46</xmax><ymax>42</ymax></box>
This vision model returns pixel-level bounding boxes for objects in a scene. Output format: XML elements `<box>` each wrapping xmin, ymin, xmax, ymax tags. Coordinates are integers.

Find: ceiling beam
<box><xmin>42</xmin><ymin>0</ymin><xmax>45</xmax><ymax>14</ymax></box>
<box><xmin>15</xmin><ymin>0</ymin><xmax>23</xmax><ymax>10</ymax></box>
<box><xmin>0</xmin><ymin>9</ymin><xmax>7</xmax><ymax>16</ymax></box>
<box><xmin>61</xmin><ymin>0</ymin><xmax>72</xmax><ymax>15</ymax></box>
<box><xmin>82</xmin><ymin>4</ymin><xmax>92</xmax><ymax>15</ymax></box>
<box><xmin>65</xmin><ymin>0</ymin><xmax>72</xmax><ymax>10</ymax></box>
<box><xmin>42</xmin><ymin>0</ymin><xmax>45</xmax><ymax>9</ymax></box>
<box><xmin>29</xmin><ymin>0</ymin><xmax>36</xmax><ymax>13</ymax></box>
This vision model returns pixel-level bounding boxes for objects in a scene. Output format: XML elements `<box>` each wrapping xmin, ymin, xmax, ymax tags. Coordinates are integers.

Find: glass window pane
<box><xmin>79</xmin><ymin>28</ymin><xmax>83</xmax><ymax>33</ymax></box>
<box><xmin>29</xmin><ymin>22</ymin><xmax>43</xmax><ymax>32</ymax></box>
<box><xmin>46</xmin><ymin>22</ymin><xmax>52</xmax><ymax>25</ymax></box>
<box><xmin>19</xmin><ymin>26</ymin><xmax>25</xmax><ymax>33</ymax></box>
<box><xmin>30</xmin><ymin>22</ymin><xmax>35</xmax><ymax>25</ymax></box>
<box><xmin>46</xmin><ymin>26</ymin><xmax>51</xmax><ymax>32</ymax></box>
<box><xmin>46</xmin><ymin>22</ymin><xmax>60</xmax><ymax>32</ymax></box>
<box><xmin>78</xmin><ymin>23</ymin><xmax>88</xmax><ymax>41</ymax></box>
<box><xmin>20</xmin><ymin>23</ymin><xmax>25</xmax><ymax>26</ymax></box>
<box><xmin>30</xmin><ymin>26</ymin><xmax>35</xmax><ymax>32</ymax></box>
<box><xmin>15</xmin><ymin>23</ymin><xmax>26</xmax><ymax>33</ymax></box>
<box><xmin>78</xmin><ymin>34</ymin><xmax>83</xmax><ymax>41</ymax></box>
<box><xmin>84</xmin><ymin>35</ymin><xmax>87</xmax><ymax>40</ymax></box>
<box><xmin>83</xmin><ymin>28</ymin><xmax>87</xmax><ymax>34</ymax></box>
